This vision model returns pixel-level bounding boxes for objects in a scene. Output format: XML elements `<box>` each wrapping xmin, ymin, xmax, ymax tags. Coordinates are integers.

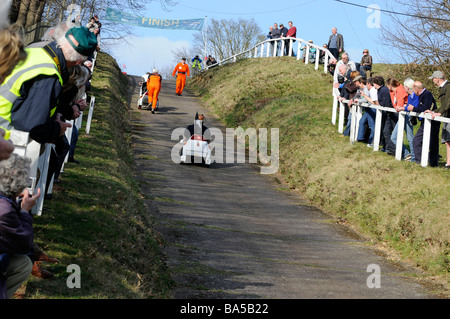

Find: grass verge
<box><xmin>189</xmin><ymin>57</ymin><xmax>449</xmax><ymax>294</ymax></box>
<box><xmin>23</xmin><ymin>52</ymin><xmax>173</xmax><ymax>298</ymax></box>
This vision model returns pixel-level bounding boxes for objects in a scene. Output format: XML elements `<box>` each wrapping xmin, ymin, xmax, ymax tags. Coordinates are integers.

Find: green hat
<box><xmin>65</xmin><ymin>26</ymin><xmax>98</xmax><ymax>56</ymax></box>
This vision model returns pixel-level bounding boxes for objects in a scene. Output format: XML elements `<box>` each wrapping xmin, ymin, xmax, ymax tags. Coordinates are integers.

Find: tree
<box><xmin>379</xmin><ymin>0</ymin><xmax>450</xmax><ymax>74</ymax></box>
<box><xmin>8</xmin><ymin>0</ymin><xmax>177</xmax><ymax>51</ymax></box>
<box><xmin>192</xmin><ymin>17</ymin><xmax>264</xmax><ymax>61</ymax></box>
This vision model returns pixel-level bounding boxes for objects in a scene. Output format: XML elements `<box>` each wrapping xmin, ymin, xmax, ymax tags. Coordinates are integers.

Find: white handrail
<box><xmin>334</xmin><ymin>99</ymin><xmax>450</xmax><ymax>167</ymax></box>
<box><xmin>205</xmin><ymin>37</ymin><xmax>334</xmax><ymax>74</ymax></box>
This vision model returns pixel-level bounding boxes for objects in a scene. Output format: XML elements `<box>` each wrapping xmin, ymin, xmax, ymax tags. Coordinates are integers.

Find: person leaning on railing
<box><xmin>387</xmin><ymin>78</ymin><xmax>412</xmax><ymax>161</ymax></box>
<box><xmin>391</xmin><ymin>78</ymin><xmax>417</xmax><ymax>162</ymax></box>
<box><xmin>340</xmin><ymin>71</ymin><xmax>361</xmax><ymax>136</ymax></box>
<box><xmin>351</xmin><ymin>76</ymin><xmax>376</xmax><ymax>146</ymax></box>
<box><xmin>405</xmin><ymin>81</ymin><xmax>440</xmax><ymax>167</ymax></box>
<box><xmin>426</xmin><ymin>71</ymin><xmax>450</xmax><ymax>169</ymax></box>
<box><xmin>0</xmin><ymin>25</ymin><xmax>97</xmax><ymax>144</ymax></box>
<box><xmin>372</xmin><ymin>76</ymin><xmax>396</xmax><ymax>155</ymax></box>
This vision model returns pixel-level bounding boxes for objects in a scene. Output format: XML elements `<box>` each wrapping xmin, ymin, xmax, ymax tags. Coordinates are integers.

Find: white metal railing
<box><xmin>333</xmin><ymin>99</ymin><xmax>450</xmax><ymax>167</ymax></box>
<box><xmin>205</xmin><ymin>37</ymin><xmax>334</xmax><ymax>74</ymax></box>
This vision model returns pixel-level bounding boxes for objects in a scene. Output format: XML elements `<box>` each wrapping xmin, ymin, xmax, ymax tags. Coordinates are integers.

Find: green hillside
<box><xmin>189</xmin><ymin>57</ymin><xmax>449</xmax><ymax>293</ymax></box>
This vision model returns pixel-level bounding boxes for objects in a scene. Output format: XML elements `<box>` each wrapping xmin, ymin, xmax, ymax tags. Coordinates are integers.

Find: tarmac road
<box><xmin>128</xmin><ymin>75</ymin><xmax>440</xmax><ymax>299</ymax></box>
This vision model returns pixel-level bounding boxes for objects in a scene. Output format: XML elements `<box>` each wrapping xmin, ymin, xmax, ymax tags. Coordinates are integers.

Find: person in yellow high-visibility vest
<box><xmin>172</xmin><ymin>57</ymin><xmax>190</xmax><ymax>96</ymax></box>
<box><xmin>146</xmin><ymin>69</ymin><xmax>162</xmax><ymax>114</ymax></box>
<box><xmin>0</xmin><ymin>25</ymin><xmax>97</xmax><ymax>143</ymax></box>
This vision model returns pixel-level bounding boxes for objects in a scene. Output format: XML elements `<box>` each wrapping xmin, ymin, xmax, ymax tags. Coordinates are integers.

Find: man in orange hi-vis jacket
<box><xmin>172</xmin><ymin>57</ymin><xmax>190</xmax><ymax>96</ymax></box>
<box><xmin>147</xmin><ymin>68</ymin><xmax>162</xmax><ymax>113</ymax></box>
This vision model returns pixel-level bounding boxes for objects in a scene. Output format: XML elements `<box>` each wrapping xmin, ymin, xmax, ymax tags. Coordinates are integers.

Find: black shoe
<box><xmin>151</xmin><ymin>109</ymin><xmax>155</xmax><ymax>114</ymax></box>
<box><xmin>68</xmin><ymin>157</ymin><xmax>80</xmax><ymax>164</ymax></box>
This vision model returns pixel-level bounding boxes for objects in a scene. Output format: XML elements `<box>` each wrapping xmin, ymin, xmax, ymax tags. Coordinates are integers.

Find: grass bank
<box><xmin>23</xmin><ymin>52</ymin><xmax>173</xmax><ymax>298</ymax></box>
<box><xmin>189</xmin><ymin>57</ymin><xmax>449</xmax><ymax>294</ymax></box>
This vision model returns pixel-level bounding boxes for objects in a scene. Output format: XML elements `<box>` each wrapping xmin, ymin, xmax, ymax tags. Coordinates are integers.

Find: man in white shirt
<box><xmin>333</xmin><ymin>52</ymin><xmax>357</xmax><ymax>85</ymax></box>
<box><xmin>357</xmin><ymin>77</ymin><xmax>377</xmax><ymax>146</ymax></box>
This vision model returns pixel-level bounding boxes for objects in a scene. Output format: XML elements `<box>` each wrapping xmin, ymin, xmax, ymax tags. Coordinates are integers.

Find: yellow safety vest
<box><xmin>0</xmin><ymin>47</ymin><xmax>63</xmax><ymax>139</ymax></box>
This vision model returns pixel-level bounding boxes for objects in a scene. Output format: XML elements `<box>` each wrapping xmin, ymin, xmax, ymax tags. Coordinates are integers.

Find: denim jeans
<box><xmin>359</xmin><ymin>65</ymin><xmax>371</xmax><ymax>77</ymax></box>
<box><xmin>357</xmin><ymin>108</ymin><xmax>376</xmax><ymax>143</ymax></box>
<box><xmin>390</xmin><ymin>114</ymin><xmax>415</xmax><ymax>161</ymax></box>
<box><xmin>343</xmin><ymin>111</ymin><xmax>352</xmax><ymax>136</ymax></box>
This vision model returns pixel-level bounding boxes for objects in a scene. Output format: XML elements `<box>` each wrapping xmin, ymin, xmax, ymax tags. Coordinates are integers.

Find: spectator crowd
<box><xmin>331</xmin><ymin>38</ymin><xmax>449</xmax><ymax>169</ymax></box>
<box><xmin>264</xmin><ymin>21</ymin><xmax>448</xmax><ymax>169</ymax></box>
<box><xmin>0</xmin><ymin>6</ymin><xmax>100</xmax><ymax>298</ymax></box>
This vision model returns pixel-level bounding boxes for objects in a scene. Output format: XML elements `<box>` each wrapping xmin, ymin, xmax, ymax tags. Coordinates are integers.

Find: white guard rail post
<box><xmin>204</xmin><ymin>37</ymin><xmax>334</xmax><ymax>75</ymax></box>
<box><xmin>10</xmin><ymin>129</ymin><xmax>51</xmax><ymax>216</ymax></box>
<box><xmin>85</xmin><ymin>96</ymin><xmax>95</xmax><ymax>135</ymax></box>
<box><xmin>334</xmin><ymin>98</ymin><xmax>450</xmax><ymax>167</ymax></box>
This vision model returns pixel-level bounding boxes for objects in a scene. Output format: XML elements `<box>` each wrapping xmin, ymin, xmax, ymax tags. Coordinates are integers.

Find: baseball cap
<box><xmin>429</xmin><ymin>71</ymin><xmax>444</xmax><ymax>79</ymax></box>
<box><xmin>65</xmin><ymin>26</ymin><xmax>98</xmax><ymax>56</ymax></box>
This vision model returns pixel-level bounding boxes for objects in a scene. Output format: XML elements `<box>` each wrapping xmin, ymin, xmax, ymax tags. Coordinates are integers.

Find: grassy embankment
<box><xmin>23</xmin><ymin>52</ymin><xmax>173</xmax><ymax>298</ymax></box>
<box><xmin>189</xmin><ymin>57</ymin><xmax>449</xmax><ymax>293</ymax></box>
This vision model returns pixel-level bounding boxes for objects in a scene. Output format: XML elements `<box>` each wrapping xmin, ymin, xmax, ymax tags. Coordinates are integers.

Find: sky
<box><xmin>103</xmin><ymin>0</ymin><xmax>396</xmax><ymax>76</ymax></box>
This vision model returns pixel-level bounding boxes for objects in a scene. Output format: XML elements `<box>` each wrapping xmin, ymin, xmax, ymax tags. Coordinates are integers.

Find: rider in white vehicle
<box><xmin>184</xmin><ymin>113</ymin><xmax>211</xmax><ymax>143</ymax></box>
<box><xmin>180</xmin><ymin>113</ymin><xmax>212</xmax><ymax>166</ymax></box>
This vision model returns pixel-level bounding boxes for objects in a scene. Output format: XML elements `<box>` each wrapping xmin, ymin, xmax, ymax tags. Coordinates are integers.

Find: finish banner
<box><xmin>104</xmin><ymin>8</ymin><xmax>205</xmax><ymax>31</ymax></box>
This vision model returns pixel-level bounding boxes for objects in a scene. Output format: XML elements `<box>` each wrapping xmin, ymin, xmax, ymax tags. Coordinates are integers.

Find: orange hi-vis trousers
<box><xmin>147</xmin><ymin>73</ymin><xmax>162</xmax><ymax>109</ymax></box>
<box><xmin>176</xmin><ymin>74</ymin><xmax>186</xmax><ymax>95</ymax></box>
<box><xmin>173</xmin><ymin>63</ymin><xmax>190</xmax><ymax>95</ymax></box>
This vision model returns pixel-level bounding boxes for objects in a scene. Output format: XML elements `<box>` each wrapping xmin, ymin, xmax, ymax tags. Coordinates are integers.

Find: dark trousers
<box><xmin>329</xmin><ymin>48</ymin><xmax>339</xmax><ymax>59</ymax></box>
<box><xmin>46</xmin><ymin>135</ymin><xmax>70</xmax><ymax>193</ymax></box>
<box><xmin>413</xmin><ymin>120</ymin><xmax>441</xmax><ymax>166</ymax></box>
<box><xmin>382</xmin><ymin>112</ymin><xmax>398</xmax><ymax>154</ymax></box>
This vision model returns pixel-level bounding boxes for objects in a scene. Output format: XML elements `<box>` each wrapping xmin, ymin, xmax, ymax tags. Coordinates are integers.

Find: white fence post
<box><xmin>10</xmin><ymin>129</ymin><xmax>51</xmax><ymax>216</ymax></box>
<box><xmin>289</xmin><ymin>38</ymin><xmax>293</xmax><ymax>57</ymax></box>
<box><xmin>305</xmin><ymin>45</ymin><xmax>310</xmax><ymax>65</ymax></box>
<box><xmin>395</xmin><ymin>112</ymin><xmax>405</xmax><ymax>161</ymax></box>
<box><xmin>332</xmin><ymin>92</ymin><xmax>338</xmax><ymax>125</ymax></box>
<box><xmin>421</xmin><ymin>116</ymin><xmax>431</xmax><ymax>167</ymax></box>
<box><xmin>373</xmin><ymin>108</ymin><xmax>383</xmax><ymax>152</ymax></box>
<box><xmin>85</xmin><ymin>96</ymin><xmax>95</xmax><ymax>135</ymax></box>
<box><xmin>338</xmin><ymin>101</ymin><xmax>345</xmax><ymax>134</ymax></box>
<box><xmin>75</xmin><ymin>111</ymin><xmax>83</xmax><ymax>129</ymax></box>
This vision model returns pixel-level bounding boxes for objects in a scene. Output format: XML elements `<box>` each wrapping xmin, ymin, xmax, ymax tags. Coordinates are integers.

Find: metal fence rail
<box><xmin>205</xmin><ymin>37</ymin><xmax>335</xmax><ymax>74</ymax></box>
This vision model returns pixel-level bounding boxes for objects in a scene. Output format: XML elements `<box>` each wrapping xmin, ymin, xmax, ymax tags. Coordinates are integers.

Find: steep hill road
<box><xmin>128</xmin><ymin>75</ymin><xmax>440</xmax><ymax>299</ymax></box>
